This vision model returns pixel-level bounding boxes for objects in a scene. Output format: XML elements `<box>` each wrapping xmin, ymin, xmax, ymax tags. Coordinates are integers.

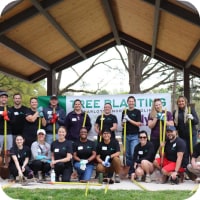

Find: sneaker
<box><xmin>137</xmin><ymin>176</ymin><xmax>142</xmax><ymax>182</ymax></box>
<box><xmin>145</xmin><ymin>175</ymin><xmax>151</xmax><ymax>183</ymax></box>
<box><xmin>169</xmin><ymin>176</ymin><xmax>179</xmax><ymax>185</ymax></box>
<box><xmin>38</xmin><ymin>171</ymin><xmax>42</xmax><ymax>181</ymax></box>
<box><xmin>115</xmin><ymin>174</ymin><xmax>120</xmax><ymax>183</ymax></box>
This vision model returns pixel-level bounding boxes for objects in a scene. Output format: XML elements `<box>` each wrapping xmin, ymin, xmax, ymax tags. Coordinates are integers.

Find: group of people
<box><xmin>0</xmin><ymin>91</ymin><xmax>200</xmax><ymax>185</ymax></box>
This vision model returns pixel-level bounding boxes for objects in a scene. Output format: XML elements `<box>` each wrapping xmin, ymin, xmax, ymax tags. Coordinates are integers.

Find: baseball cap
<box><xmin>0</xmin><ymin>91</ymin><xmax>8</xmax><ymax>97</ymax></box>
<box><xmin>166</xmin><ymin>126</ymin><xmax>176</xmax><ymax>131</ymax></box>
<box><xmin>50</xmin><ymin>94</ymin><xmax>58</xmax><ymax>100</ymax></box>
<box><xmin>37</xmin><ymin>129</ymin><xmax>46</xmax><ymax>135</ymax></box>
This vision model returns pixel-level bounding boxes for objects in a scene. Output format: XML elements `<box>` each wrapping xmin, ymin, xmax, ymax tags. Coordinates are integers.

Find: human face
<box><xmin>104</xmin><ymin>104</ymin><xmax>112</xmax><ymax>114</ymax></box>
<box><xmin>58</xmin><ymin>127</ymin><xmax>66</xmax><ymax>140</ymax></box>
<box><xmin>166</xmin><ymin>130</ymin><xmax>176</xmax><ymax>141</ymax></box>
<box><xmin>37</xmin><ymin>133</ymin><xmax>45</xmax><ymax>142</ymax></box>
<box><xmin>154</xmin><ymin>100</ymin><xmax>162</xmax><ymax>112</ymax></box>
<box><xmin>74</xmin><ymin>101</ymin><xmax>82</xmax><ymax>112</ymax></box>
<box><xmin>13</xmin><ymin>95</ymin><xmax>22</xmax><ymax>106</ymax></box>
<box><xmin>177</xmin><ymin>97</ymin><xmax>186</xmax><ymax>109</ymax></box>
<box><xmin>50</xmin><ymin>99</ymin><xmax>58</xmax><ymax>107</ymax></box>
<box><xmin>30</xmin><ymin>98</ymin><xmax>38</xmax><ymax>110</ymax></box>
<box><xmin>139</xmin><ymin>133</ymin><xmax>147</xmax><ymax>145</ymax></box>
<box><xmin>80</xmin><ymin>128</ymin><xmax>88</xmax><ymax>140</ymax></box>
<box><xmin>15</xmin><ymin>136</ymin><xmax>24</xmax><ymax>147</ymax></box>
<box><xmin>102</xmin><ymin>132</ymin><xmax>111</xmax><ymax>141</ymax></box>
<box><xmin>127</xmin><ymin>98</ymin><xmax>135</xmax><ymax>109</ymax></box>
<box><xmin>0</xmin><ymin>95</ymin><xmax>8</xmax><ymax>106</ymax></box>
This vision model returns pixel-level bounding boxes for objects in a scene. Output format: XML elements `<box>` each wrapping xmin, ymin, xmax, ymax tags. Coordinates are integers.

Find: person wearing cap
<box><xmin>73</xmin><ymin>127</ymin><xmax>96</xmax><ymax>181</ymax></box>
<box><xmin>121</xmin><ymin>96</ymin><xmax>142</xmax><ymax>178</ymax></box>
<box><xmin>153</xmin><ymin>126</ymin><xmax>187</xmax><ymax>184</ymax></box>
<box><xmin>148</xmin><ymin>98</ymin><xmax>174</xmax><ymax>158</ymax></box>
<box><xmin>0</xmin><ymin>91</ymin><xmax>13</xmax><ymax>155</ymax></box>
<box><xmin>10</xmin><ymin>93</ymin><xmax>28</xmax><ymax>136</ymax></box>
<box><xmin>173</xmin><ymin>96</ymin><xmax>199</xmax><ymax>166</ymax></box>
<box><xmin>23</xmin><ymin>97</ymin><xmax>46</xmax><ymax>147</ymax></box>
<box><xmin>43</xmin><ymin>95</ymin><xmax>66</xmax><ymax>144</ymax></box>
<box><xmin>65</xmin><ymin>99</ymin><xmax>91</xmax><ymax>142</ymax></box>
<box><xmin>95</xmin><ymin>103</ymin><xmax>118</xmax><ymax>142</ymax></box>
<box><xmin>131</xmin><ymin>130</ymin><xmax>155</xmax><ymax>183</ymax></box>
<box><xmin>51</xmin><ymin>126</ymin><xmax>73</xmax><ymax>182</ymax></box>
<box><xmin>96</xmin><ymin>129</ymin><xmax>121</xmax><ymax>183</ymax></box>
<box><xmin>30</xmin><ymin>129</ymin><xmax>51</xmax><ymax>181</ymax></box>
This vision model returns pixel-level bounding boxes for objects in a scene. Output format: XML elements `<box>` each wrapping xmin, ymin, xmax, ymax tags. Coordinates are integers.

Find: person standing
<box><xmin>173</xmin><ymin>96</ymin><xmax>199</xmax><ymax>165</ymax></box>
<box><xmin>43</xmin><ymin>95</ymin><xmax>66</xmax><ymax>144</ymax></box>
<box><xmin>148</xmin><ymin>98</ymin><xmax>174</xmax><ymax>158</ymax></box>
<box><xmin>10</xmin><ymin>93</ymin><xmax>28</xmax><ymax>136</ymax></box>
<box><xmin>73</xmin><ymin>127</ymin><xmax>96</xmax><ymax>181</ymax></box>
<box><xmin>65</xmin><ymin>99</ymin><xmax>91</xmax><ymax>142</ymax></box>
<box><xmin>131</xmin><ymin>130</ymin><xmax>155</xmax><ymax>183</ymax></box>
<box><xmin>121</xmin><ymin>96</ymin><xmax>142</xmax><ymax>178</ymax></box>
<box><xmin>30</xmin><ymin>129</ymin><xmax>51</xmax><ymax>181</ymax></box>
<box><xmin>95</xmin><ymin>103</ymin><xmax>118</xmax><ymax>141</ymax></box>
<box><xmin>51</xmin><ymin>126</ymin><xmax>73</xmax><ymax>182</ymax></box>
<box><xmin>23</xmin><ymin>97</ymin><xmax>46</xmax><ymax>147</ymax></box>
<box><xmin>0</xmin><ymin>91</ymin><xmax>13</xmax><ymax>157</ymax></box>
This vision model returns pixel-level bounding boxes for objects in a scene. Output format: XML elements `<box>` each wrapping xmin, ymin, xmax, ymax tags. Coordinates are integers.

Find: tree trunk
<box><xmin>128</xmin><ymin>48</ymin><xmax>143</xmax><ymax>93</ymax></box>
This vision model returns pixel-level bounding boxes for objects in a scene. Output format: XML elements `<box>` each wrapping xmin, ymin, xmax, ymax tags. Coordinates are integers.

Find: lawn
<box><xmin>4</xmin><ymin>188</ymin><xmax>192</xmax><ymax>200</ymax></box>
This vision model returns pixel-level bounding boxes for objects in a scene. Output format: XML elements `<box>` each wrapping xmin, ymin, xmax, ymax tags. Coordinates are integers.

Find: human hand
<box><xmin>2</xmin><ymin>110</ymin><xmax>9</xmax><ymax>121</ymax></box>
<box><xmin>80</xmin><ymin>159</ymin><xmax>88</xmax><ymax>170</ymax></box>
<box><xmin>124</xmin><ymin>115</ymin><xmax>131</xmax><ymax>122</ymax></box>
<box><xmin>102</xmin><ymin>155</ymin><xmax>111</xmax><ymax>167</ymax></box>
<box><xmin>37</xmin><ymin>106</ymin><xmax>44</xmax><ymax>118</ymax></box>
<box><xmin>157</xmin><ymin>113</ymin><xmax>165</xmax><ymax>121</ymax></box>
<box><xmin>187</xmin><ymin>114</ymin><xmax>194</xmax><ymax>120</ymax></box>
<box><xmin>50</xmin><ymin>113</ymin><xmax>58</xmax><ymax>123</ymax></box>
<box><xmin>36</xmin><ymin>155</ymin><xmax>47</xmax><ymax>160</ymax></box>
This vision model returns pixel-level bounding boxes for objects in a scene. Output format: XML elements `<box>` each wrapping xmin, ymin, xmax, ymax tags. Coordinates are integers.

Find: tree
<box><xmin>0</xmin><ymin>74</ymin><xmax>46</xmax><ymax>106</ymax></box>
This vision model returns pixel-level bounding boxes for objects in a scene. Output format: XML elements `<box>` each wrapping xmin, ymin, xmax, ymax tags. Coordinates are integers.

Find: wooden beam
<box><xmin>0</xmin><ymin>0</ymin><xmax>63</xmax><ymax>35</ymax></box>
<box><xmin>151</xmin><ymin>0</ymin><xmax>161</xmax><ymax>58</ymax></box>
<box><xmin>185</xmin><ymin>40</ymin><xmax>200</xmax><ymax>69</ymax></box>
<box><xmin>101</xmin><ymin>0</ymin><xmax>121</xmax><ymax>45</ymax></box>
<box><xmin>0</xmin><ymin>35</ymin><xmax>50</xmax><ymax>71</ymax></box>
<box><xmin>30</xmin><ymin>0</ymin><xmax>87</xmax><ymax>59</ymax></box>
<box><xmin>143</xmin><ymin>0</ymin><xmax>200</xmax><ymax>27</ymax></box>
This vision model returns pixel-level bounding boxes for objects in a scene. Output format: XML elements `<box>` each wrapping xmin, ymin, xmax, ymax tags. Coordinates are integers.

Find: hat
<box><xmin>166</xmin><ymin>126</ymin><xmax>176</xmax><ymax>131</ymax></box>
<box><xmin>0</xmin><ymin>91</ymin><xmax>8</xmax><ymax>97</ymax></box>
<box><xmin>50</xmin><ymin>95</ymin><xmax>58</xmax><ymax>100</ymax></box>
<box><xmin>37</xmin><ymin>129</ymin><xmax>46</xmax><ymax>135</ymax></box>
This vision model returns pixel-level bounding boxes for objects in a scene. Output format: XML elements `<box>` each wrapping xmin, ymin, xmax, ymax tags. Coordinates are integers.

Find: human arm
<box><xmin>11</xmin><ymin>155</ymin><xmax>23</xmax><ymax>176</ymax></box>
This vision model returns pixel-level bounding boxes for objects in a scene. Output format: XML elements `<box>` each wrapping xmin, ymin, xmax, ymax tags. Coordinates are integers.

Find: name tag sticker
<box><xmin>78</xmin><ymin>146</ymin><xmax>83</xmax><ymax>150</ymax></box>
<box><xmin>102</xmin><ymin>146</ymin><xmax>107</xmax><ymax>150</ymax></box>
<box><xmin>54</xmin><ymin>148</ymin><xmax>59</xmax><ymax>152</ymax></box>
<box><xmin>72</xmin><ymin>118</ymin><xmax>77</xmax><ymax>121</ymax></box>
<box><xmin>14</xmin><ymin>112</ymin><xmax>19</xmax><ymax>115</ymax></box>
<box><xmin>138</xmin><ymin>151</ymin><xmax>143</xmax><ymax>155</ymax></box>
<box><xmin>173</xmin><ymin>143</ymin><xmax>176</xmax><ymax>148</ymax></box>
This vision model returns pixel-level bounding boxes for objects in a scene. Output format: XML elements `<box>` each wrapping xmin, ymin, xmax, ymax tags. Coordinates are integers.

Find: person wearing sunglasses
<box><xmin>131</xmin><ymin>130</ymin><xmax>154</xmax><ymax>183</ymax></box>
<box><xmin>73</xmin><ymin>127</ymin><xmax>96</xmax><ymax>182</ymax></box>
<box><xmin>30</xmin><ymin>129</ymin><xmax>51</xmax><ymax>181</ymax></box>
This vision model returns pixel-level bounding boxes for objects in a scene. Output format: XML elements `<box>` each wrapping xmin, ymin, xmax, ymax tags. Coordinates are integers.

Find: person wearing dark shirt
<box><xmin>65</xmin><ymin>99</ymin><xmax>91</xmax><ymax>142</ymax></box>
<box><xmin>121</xmin><ymin>96</ymin><xmax>142</xmax><ymax>178</ymax></box>
<box><xmin>51</xmin><ymin>126</ymin><xmax>73</xmax><ymax>182</ymax></box>
<box><xmin>10</xmin><ymin>93</ymin><xmax>28</xmax><ymax>136</ymax></box>
<box><xmin>148</xmin><ymin>98</ymin><xmax>174</xmax><ymax>158</ymax></box>
<box><xmin>154</xmin><ymin>126</ymin><xmax>187</xmax><ymax>184</ymax></box>
<box><xmin>23</xmin><ymin>97</ymin><xmax>46</xmax><ymax>147</ymax></box>
<box><xmin>187</xmin><ymin>142</ymin><xmax>200</xmax><ymax>182</ymax></box>
<box><xmin>0</xmin><ymin>91</ymin><xmax>13</xmax><ymax>153</ymax></box>
<box><xmin>96</xmin><ymin>129</ymin><xmax>121</xmax><ymax>183</ymax></box>
<box><xmin>43</xmin><ymin>95</ymin><xmax>66</xmax><ymax>144</ymax></box>
<box><xmin>95</xmin><ymin>103</ymin><xmax>118</xmax><ymax>141</ymax></box>
<box><xmin>131</xmin><ymin>130</ymin><xmax>154</xmax><ymax>183</ymax></box>
<box><xmin>9</xmin><ymin>135</ymin><xmax>33</xmax><ymax>180</ymax></box>
<box><xmin>173</xmin><ymin>96</ymin><xmax>199</xmax><ymax>166</ymax></box>
<box><xmin>73</xmin><ymin>127</ymin><xmax>96</xmax><ymax>181</ymax></box>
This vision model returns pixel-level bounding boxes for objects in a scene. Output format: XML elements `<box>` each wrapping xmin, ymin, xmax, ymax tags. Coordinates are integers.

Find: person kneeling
<box><xmin>96</xmin><ymin>129</ymin><xmax>121</xmax><ymax>184</ymax></box>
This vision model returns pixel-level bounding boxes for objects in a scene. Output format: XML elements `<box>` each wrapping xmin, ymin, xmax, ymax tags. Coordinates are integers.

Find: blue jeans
<box><xmin>46</xmin><ymin>134</ymin><xmax>58</xmax><ymax>145</ymax></box>
<box><xmin>74</xmin><ymin>162</ymin><xmax>94</xmax><ymax>181</ymax></box>
<box><xmin>122</xmin><ymin>134</ymin><xmax>139</xmax><ymax>175</ymax></box>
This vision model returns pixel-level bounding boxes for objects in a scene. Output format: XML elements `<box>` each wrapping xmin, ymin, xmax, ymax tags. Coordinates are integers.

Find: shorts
<box><xmin>156</xmin><ymin>157</ymin><xmax>185</xmax><ymax>173</ymax></box>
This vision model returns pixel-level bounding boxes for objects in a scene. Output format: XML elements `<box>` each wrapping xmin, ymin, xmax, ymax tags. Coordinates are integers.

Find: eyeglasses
<box><xmin>80</xmin><ymin>131</ymin><xmax>87</xmax><ymax>133</ymax></box>
<box><xmin>139</xmin><ymin>136</ymin><xmax>147</xmax><ymax>139</ymax></box>
<box><xmin>38</xmin><ymin>133</ymin><xmax>45</xmax><ymax>135</ymax></box>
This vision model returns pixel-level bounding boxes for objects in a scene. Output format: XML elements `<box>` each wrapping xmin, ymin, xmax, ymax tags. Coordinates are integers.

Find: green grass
<box><xmin>4</xmin><ymin>188</ymin><xmax>192</xmax><ymax>200</ymax></box>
